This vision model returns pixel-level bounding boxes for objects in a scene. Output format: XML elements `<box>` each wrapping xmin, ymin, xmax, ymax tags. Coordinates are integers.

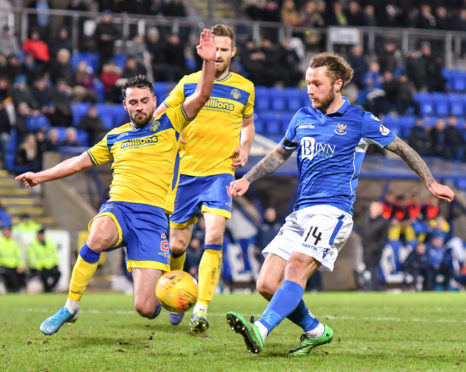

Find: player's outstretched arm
<box><xmin>385</xmin><ymin>136</ymin><xmax>455</xmax><ymax>202</ymax></box>
<box><xmin>233</xmin><ymin>116</ymin><xmax>255</xmax><ymax>169</ymax></box>
<box><xmin>182</xmin><ymin>29</ymin><xmax>216</xmax><ymax>120</ymax></box>
<box><xmin>15</xmin><ymin>151</ymin><xmax>94</xmax><ymax>188</ymax></box>
<box><xmin>229</xmin><ymin>143</ymin><xmax>294</xmax><ymax>196</ymax></box>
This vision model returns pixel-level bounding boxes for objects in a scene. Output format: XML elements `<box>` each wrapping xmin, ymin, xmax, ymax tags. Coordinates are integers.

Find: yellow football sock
<box><xmin>68</xmin><ymin>256</ymin><xmax>99</xmax><ymax>301</ymax></box>
<box><xmin>169</xmin><ymin>251</ymin><xmax>187</xmax><ymax>271</ymax></box>
<box><xmin>198</xmin><ymin>249</ymin><xmax>222</xmax><ymax>307</ymax></box>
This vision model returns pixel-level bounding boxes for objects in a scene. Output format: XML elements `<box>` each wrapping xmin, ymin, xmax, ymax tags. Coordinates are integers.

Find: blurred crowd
<box><xmin>0</xmin><ymin>208</ymin><xmax>61</xmax><ymax>293</ymax></box>
<box><xmin>356</xmin><ymin>194</ymin><xmax>465</xmax><ymax>292</ymax></box>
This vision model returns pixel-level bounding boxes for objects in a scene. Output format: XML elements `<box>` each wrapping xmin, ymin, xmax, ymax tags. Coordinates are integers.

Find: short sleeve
<box><xmin>87</xmin><ymin>134</ymin><xmax>113</xmax><ymax>165</ymax></box>
<box><xmin>243</xmin><ymin>84</ymin><xmax>255</xmax><ymax>118</ymax></box>
<box><xmin>361</xmin><ymin>112</ymin><xmax>396</xmax><ymax>147</ymax></box>
<box><xmin>280</xmin><ymin>111</ymin><xmax>299</xmax><ymax>150</ymax></box>
<box><xmin>164</xmin><ymin>105</ymin><xmax>190</xmax><ymax>133</ymax></box>
<box><xmin>163</xmin><ymin>77</ymin><xmax>187</xmax><ymax>108</ymax></box>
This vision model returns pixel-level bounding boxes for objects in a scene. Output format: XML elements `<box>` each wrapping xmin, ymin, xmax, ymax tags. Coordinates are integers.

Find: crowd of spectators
<box><xmin>356</xmin><ymin>193</ymin><xmax>466</xmax><ymax>291</ymax></box>
<box><xmin>0</xmin><ymin>211</ymin><xmax>61</xmax><ymax>293</ymax></box>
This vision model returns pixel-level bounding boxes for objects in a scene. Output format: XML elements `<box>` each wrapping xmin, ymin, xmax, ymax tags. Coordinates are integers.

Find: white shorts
<box><xmin>263</xmin><ymin>205</ymin><xmax>353</xmax><ymax>272</ymax></box>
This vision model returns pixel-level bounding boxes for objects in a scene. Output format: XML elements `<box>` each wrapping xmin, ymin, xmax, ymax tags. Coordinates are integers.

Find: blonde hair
<box><xmin>309</xmin><ymin>53</ymin><xmax>354</xmax><ymax>86</ymax></box>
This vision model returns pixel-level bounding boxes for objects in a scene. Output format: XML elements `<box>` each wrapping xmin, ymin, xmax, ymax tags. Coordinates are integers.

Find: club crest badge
<box><xmin>150</xmin><ymin>120</ymin><xmax>160</xmax><ymax>132</ymax></box>
<box><xmin>335</xmin><ymin>123</ymin><xmax>347</xmax><ymax>135</ymax></box>
<box><xmin>231</xmin><ymin>88</ymin><xmax>241</xmax><ymax>100</ymax></box>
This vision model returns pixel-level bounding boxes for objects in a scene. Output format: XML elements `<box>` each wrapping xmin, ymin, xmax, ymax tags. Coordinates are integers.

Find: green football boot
<box><xmin>226</xmin><ymin>312</ymin><xmax>264</xmax><ymax>354</ymax></box>
<box><xmin>288</xmin><ymin>324</ymin><xmax>333</xmax><ymax>356</ymax></box>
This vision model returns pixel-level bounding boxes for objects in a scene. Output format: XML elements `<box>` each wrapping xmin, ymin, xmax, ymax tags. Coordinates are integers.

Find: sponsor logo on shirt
<box><xmin>301</xmin><ymin>137</ymin><xmax>336</xmax><ymax>160</ymax></box>
<box><xmin>121</xmin><ymin>134</ymin><xmax>159</xmax><ymax>149</ymax></box>
<box><xmin>204</xmin><ymin>98</ymin><xmax>234</xmax><ymax>112</ymax></box>
<box><xmin>116</xmin><ymin>132</ymin><xmax>129</xmax><ymax>139</ymax></box>
<box><xmin>334</xmin><ymin>123</ymin><xmax>347</xmax><ymax>135</ymax></box>
<box><xmin>298</xmin><ymin>124</ymin><xmax>316</xmax><ymax>129</ymax></box>
<box><xmin>379</xmin><ymin>124</ymin><xmax>390</xmax><ymax>136</ymax></box>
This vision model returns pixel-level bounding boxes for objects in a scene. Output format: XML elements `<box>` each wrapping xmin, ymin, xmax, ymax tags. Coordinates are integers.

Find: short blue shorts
<box><xmin>170</xmin><ymin>174</ymin><xmax>234</xmax><ymax>228</ymax></box>
<box><xmin>89</xmin><ymin>201</ymin><xmax>170</xmax><ymax>272</ymax></box>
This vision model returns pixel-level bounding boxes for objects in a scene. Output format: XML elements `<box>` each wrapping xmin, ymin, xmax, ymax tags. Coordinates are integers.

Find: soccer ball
<box><xmin>156</xmin><ymin>270</ymin><xmax>198</xmax><ymax>313</ymax></box>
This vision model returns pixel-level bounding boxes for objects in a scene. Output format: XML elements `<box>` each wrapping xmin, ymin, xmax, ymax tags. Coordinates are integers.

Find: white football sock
<box><xmin>193</xmin><ymin>303</ymin><xmax>207</xmax><ymax>314</ymax></box>
<box><xmin>255</xmin><ymin>321</ymin><xmax>269</xmax><ymax>341</ymax></box>
<box><xmin>306</xmin><ymin>322</ymin><xmax>324</xmax><ymax>338</ymax></box>
<box><xmin>65</xmin><ymin>299</ymin><xmax>80</xmax><ymax>314</ymax></box>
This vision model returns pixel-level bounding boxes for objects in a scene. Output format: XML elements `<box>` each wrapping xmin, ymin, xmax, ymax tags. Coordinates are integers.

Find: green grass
<box><xmin>0</xmin><ymin>292</ymin><xmax>464</xmax><ymax>371</ymax></box>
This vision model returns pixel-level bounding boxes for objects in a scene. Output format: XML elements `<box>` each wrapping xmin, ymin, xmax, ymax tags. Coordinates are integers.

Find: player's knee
<box><xmin>286</xmin><ymin>256</ymin><xmax>308</xmax><ymax>281</ymax></box>
<box><xmin>87</xmin><ymin>234</ymin><xmax>114</xmax><ymax>252</ymax></box>
<box><xmin>134</xmin><ymin>301</ymin><xmax>155</xmax><ymax>318</ymax></box>
<box><xmin>169</xmin><ymin>238</ymin><xmax>188</xmax><ymax>254</ymax></box>
<box><xmin>205</xmin><ymin>230</ymin><xmax>223</xmax><ymax>245</ymax></box>
<box><xmin>256</xmin><ymin>279</ymin><xmax>276</xmax><ymax>300</ymax></box>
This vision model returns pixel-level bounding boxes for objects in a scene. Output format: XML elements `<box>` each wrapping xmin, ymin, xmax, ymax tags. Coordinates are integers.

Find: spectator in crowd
<box><xmin>429</xmin><ymin>118</ymin><xmax>446</xmax><ymax>157</ymax></box>
<box><xmin>28</xmin><ymin>0</ymin><xmax>51</xmax><ymax>41</ymax></box>
<box><xmin>359</xmin><ymin>201</ymin><xmax>390</xmax><ymax>290</ymax></box>
<box><xmin>240</xmin><ymin>39</ymin><xmax>266</xmax><ymax>86</ymax></box>
<box><xmin>0</xmin><ymin>75</ymin><xmax>13</xmax><ymax>157</ymax></box>
<box><xmin>22</xmin><ymin>29</ymin><xmax>49</xmax><ymax>75</ymax></box>
<box><xmin>255</xmin><ymin>207</ymin><xmax>281</xmax><ymax>252</ymax></box>
<box><xmin>405</xmin><ymin>49</ymin><xmax>425</xmax><ymax>91</ymax></box>
<box><xmin>0</xmin><ymin>202</ymin><xmax>11</xmax><ymax>228</ymax></box>
<box><xmin>347</xmin><ymin>45</ymin><xmax>367</xmax><ymax>89</ymax></box>
<box><xmin>378</xmin><ymin>41</ymin><xmax>402</xmax><ymax>74</ymax></box>
<box><xmin>65</xmin><ymin>0</ymin><xmax>89</xmax><ymax>50</ymax></box>
<box><xmin>0</xmin><ymin>25</ymin><xmax>19</xmax><ymax>58</ymax></box>
<box><xmin>63</xmin><ymin>127</ymin><xmax>79</xmax><ymax>147</ymax></box>
<box><xmin>121</xmin><ymin>56</ymin><xmax>146</xmax><ymax>79</ymax></box>
<box><xmin>11</xmin><ymin>74</ymin><xmax>36</xmax><ymax>110</ymax></box>
<box><xmin>279</xmin><ymin>38</ymin><xmax>302</xmax><ymax>86</ymax></box>
<box><xmin>35</xmin><ymin>128</ymin><xmax>56</xmax><ymax>168</ymax></box>
<box><xmin>299</xmin><ymin>1</ymin><xmax>325</xmax><ymax>50</ymax></box>
<box><xmin>161</xmin><ymin>0</ymin><xmax>187</xmax><ymax>17</ymax></box>
<box><xmin>0</xmin><ymin>55</ymin><xmax>23</xmax><ymax>84</ymax></box>
<box><xmin>21</xmin><ymin>52</ymin><xmax>41</xmax><ymax>84</ymax></box>
<box><xmin>77</xmin><ymin>104</ymin><xmax>107</xmax><ymax>146</ymax></box>
<box><xmin>327</xmin><ymin>1</ymin><xmax>347</xmax><ymax>26</ymax></box>
<box><xmin>27</xmin><ymin>105</ymin><xmax>51</xmax><ymax>132</ymax></box>
<box><xmin>49</xmin><ymin>48</ymin><xmax>73</xmax><ymax>86</ymax></box>
<box><xmin>427</xmin><ymin>232</ymin><xmax>452</xmax><ymax>290</ymax></box>
<box><xmin>452</xmin><ymin>8</ymin><xmax>466</xmax><ymax>31</ymax></box>
<box><xmin>281</xmin><ymin>0</ymin><xmax>301</xmax><ymax>27</ymax></box>
<box><xmin>402</xmin><ymin>242</ymin><xmax>434</xmax><ymax>291</ymax></box>
<box><xmin>243</xmin><ymin>0</ymin><xmax>267</xmax><ymax>21</ymax></box>
<box><xmin>260</xmin><ymin>0</ymin><xmax>281</xmax><ymax>41</ymax></box>
<box><xmin>49</xmin><ymin>79</ymin><xmax>73</xmax><ymax>126</ymax></box>
<box><xmin>0</xmin><ymin>226</ymin><xmax>25</xmax><ymax>292</ymax></box>
<box><xmin>27</xmin><ymin>228</ymin><xmax>61</xmax><ymax>292</ymax></box>
<box><xmin>13</xmin><ymin>213</ymin><xmax>42</xmax><ymax>233</ymax></box>
<box><xmin>417</xmin><ymin>4</ymin><xmax>436</xmax><ymax>29</ymax></box>
<box><xmin>419</xmin><ymin>41</ymin><xmax>446</xmax><ymax>92</ymax></box>
<box><xmin>43</xmin><ymin>127</ymin><xmax>60</xmax><ymax>151</ymax></box>
<box><xmin>94</xmin><ymin>10</ymin><xmax>120</xmax><ymax>72</ymax></box>
<box><xmin>422</xmin><ymin>195</ymin><xmax>440</xmax><ymax>221</ymax></box>
<box><xmin>259</xmin><ymin>38</ymin><xmax>282</xmax><ymax>86</ymax></box>
<box><xmin>100</xmin><ymin>61</ymin><xmax>122</xmax><ymax>102</ymax></box>
<box><xmin>362</xmin><ymin>4</ymin><xmax>377</xmax><ymax>26</ymax></box>
<box><xmin>31</xmin><ymin>76</ymin><xmax>52</xmax><ymax>114</ymax></box>
<box><xmin>72</xmin><ymin>61</ymin><xmax>98</xmax><ymax>103</ymax></box>
<box><xmin>345</xmin><ymin>0</ymin><xmax>364</xmax><ymax>26</ymax></box>
<box><xmin>15</xmin><ymin>133</ymin><xmax>41</xmax><ymax>172</ymax></box>
<box><xmin>49</xmin><ymin>26</ymin><xmax>72</xmax><ymax>59</ymax></box>
<box><xmin>444</xmin><ymin>116</ymin><xmax>465</xmax><ymax>160</ymax></box>
<box><xmin>126</xmin><ymin>34</ymin><xmax>148</xmax><ymax>65</ymax></box>
<box><xmin>435</xmin><ymin>6</ymin><xmax>450</xmax><ymax>30</ymax></box>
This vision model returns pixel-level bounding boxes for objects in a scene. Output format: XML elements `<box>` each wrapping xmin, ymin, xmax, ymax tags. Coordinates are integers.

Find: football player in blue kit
<box><xmin>226</xmin><ymin>53</ymin><xmax>455</xmax><ymax>356</ymax></box>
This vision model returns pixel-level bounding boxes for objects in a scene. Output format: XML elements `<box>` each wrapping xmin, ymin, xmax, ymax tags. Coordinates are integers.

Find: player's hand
<box><xmin>428</xmin><ymin>182</ymin><xmax>455</xmax><ymax>202</ymax></box>
<box><xmin>16</xmin><ymin>172</ymin><xmax>40</xmax><ymax>188</ymax></box>
<box><xmin>229</xmin><ymin>178</ymin><xmax>250</xmax><ymax>197</ymax></box>
<box><xmin>232</xmin><ymin>146</ymin><xmax>248</xmax><ymax>169</ymax></box>
<box><xmin>196</xmin><ymin>29</ymin><xmax>216</xmax><ymax>62</ymax></box>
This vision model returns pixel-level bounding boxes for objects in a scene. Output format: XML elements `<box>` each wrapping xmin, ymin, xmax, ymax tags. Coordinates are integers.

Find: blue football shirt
<box><xmin>281</xmin><ymin>97</ymin><xmax>396</xmax><ymax>214</ymax></box>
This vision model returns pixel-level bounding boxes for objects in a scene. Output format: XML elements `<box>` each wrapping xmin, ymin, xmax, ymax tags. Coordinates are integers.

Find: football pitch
<box><xmin>0</xmin><ymin>292</ymin><xmax>464</xmax><ymax>371</ymax></box>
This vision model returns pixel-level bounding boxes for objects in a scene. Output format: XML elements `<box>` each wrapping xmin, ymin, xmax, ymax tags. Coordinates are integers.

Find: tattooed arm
<box><xmin>229</xmin><ymin>143</ymin><xmax>295</xmax><ymax>197</ymax></box>
<box><xmin>385</xmin><ymin>137</ymin><xmax>455</xmax><ymax>202</ymax></box>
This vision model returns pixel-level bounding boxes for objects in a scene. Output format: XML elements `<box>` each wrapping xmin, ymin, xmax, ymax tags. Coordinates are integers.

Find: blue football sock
<box><xmin>287</xmin><ymin>299</ymin><xmax>319</xmax><ymax>332</ymax></box>
<box><xmin>259</xmin><ymin>280</ymin><xmax>304</xmax><ymax>334</ymax></box>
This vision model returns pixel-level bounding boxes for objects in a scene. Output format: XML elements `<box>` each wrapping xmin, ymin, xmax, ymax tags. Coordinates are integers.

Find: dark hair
<box><xmin>211</xmin><ymin>24</ymin><xmax>235</xmax><ymax>47</ymax></box>
<box><xmin>121</xmin><ymin>74</ymin><xmax>154</xmax><ymax>99</ymax></box>
<box><xmin>309</xmin><ymin>53</ymin><xmax>354</xmax><ymax>87</ymax></box>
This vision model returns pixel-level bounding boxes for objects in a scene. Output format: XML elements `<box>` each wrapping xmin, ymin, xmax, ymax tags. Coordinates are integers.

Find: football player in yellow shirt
<box><xmin>16</xmin><ymin>29</ymin><xmax>217</xmax><ymax>336</ymax></box>
<box><xmin>154</xmin><ymin>24</ymin><xmax>255</xmax><ymax>332</ymax></box>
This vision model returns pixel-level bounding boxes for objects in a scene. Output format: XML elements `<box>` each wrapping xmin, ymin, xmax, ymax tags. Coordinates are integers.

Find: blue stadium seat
<box><xmin>423</xmin><ymin>116</ymin><xmax>438</xmax><ymax>127</ymax></box>
<box><xmin>71</xmin><ymin>52</ymin><xmax>99</xmax><ymax>73</ymax></box>
<box><xmin>96</xmin><ymin>103</ymin><xmax>115</xmax><ymax>129</ymax></box>
<box><xmin>112</xmin><ymin>105</ymin><xmax>129</xmax><ymax>126</ymax></box>
<box><xmin>55</xmin><ymin>127</ymin><xmax>67</xmax><ymax>143</ymax></box>
<box><xmin>94</xmin><ymin>80</ymin><xmax>106</xmax><ymax>102</ymax></box>
<box><xmin>261</xmin><ymin>112</ymin><xmax>282</xmax><ymax>136</ymax></box>
<box><xmin>451</xmin><ymin>70</ymin><xmax>466</xmax><ymax>92</ymax></box>
<box><xmin>75</xmin><ymin>129</ymin><xmax>89</xmax><ymax>146</ymax></box>
<box><xmin>255</xmin><ymin>95</ymin><xmax>269</xmax><ymax>112</ymax></box>
<box><xmin>26</xmin><ymin>114</ymin><xmax>51</xmax><ymax>132</ymax></box>
<box><xmin>432</xmin><ymin>93</ymin><xmax>449</xmax><ymax>116</ymax></box>
<box><xmin>397</xmin><ymin>115</ymin><xmax>416</xmax><ymax>138</ymax></box>
<box><xmin>382</xmin><ymin>115</ymin><xmax>401</xmax><ymax>137</ymax></box>
<box><xmin>6</xmin><ymin>130</ymin><xmax>17</xmax><ymax>152</ymax></box>
<box><xmin>448</xmin><ymin>93</ymin><xmax>464</xmax><ymax>116</ymax></box>
<box><xmin>269</xmin><ymin>88</ymin><xmax>286</xmax><ymax>111</ymax></box>
<box><xmin>71</xmin><ymin>102</ymin><xmax>91</xmax><ymax>126</ymax></box>
<box><xmin>414</xmin><ymin>93</ymin><xmax>435</xmax><ymax>116</ymax></box>
<box><xmin>253</xmin><ymin>117</ymin><xmax>265</xmax><ymax>134</ymax></box>
<box><xmin>113</xmin><ymin>54</ymin><xmax>127</xmax><ymax>70</ymax></box>
<box><xmin>3</xmin><ymin>152</ymin><xmax>15</xmax><ymax>171</ymax></box>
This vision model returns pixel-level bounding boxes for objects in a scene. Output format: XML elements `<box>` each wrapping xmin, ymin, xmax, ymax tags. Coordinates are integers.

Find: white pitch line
<box><xmin>16</xmin><ymin>308</ymin><xmax>466</xmax><ymax>323</ymax></box>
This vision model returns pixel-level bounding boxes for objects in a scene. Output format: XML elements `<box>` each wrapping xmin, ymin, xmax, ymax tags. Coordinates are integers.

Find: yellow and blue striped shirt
<box><xmin>164</xmin><ymin>71</ymin><xmax>255</xmax><ymax>176</ymax></box>
<box><xmin>87</xmin><ymin>105</ymin><xmax>189</xmax><ymax>213</ymax></box>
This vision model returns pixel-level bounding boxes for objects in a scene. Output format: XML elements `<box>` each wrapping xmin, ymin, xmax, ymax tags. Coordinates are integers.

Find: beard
<box><xmin>131</xmin><ymin>111</ymin><xmax>153</xmax><ymax>127</ymax></box>
<box><xmin>311</xmin><ymin>90</ymin><xmax>335</xmax><ymax>113</ymax></box>
<box><xmin>215</xmin><ymin>59</ymin><xmax>230</xmax><ymax>77</ymax></box>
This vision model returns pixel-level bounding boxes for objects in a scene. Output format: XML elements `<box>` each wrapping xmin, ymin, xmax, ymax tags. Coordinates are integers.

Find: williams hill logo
<box><xmin>150</xmin><ymin>121</ymin><xmax>160</xmax><ymax>132</ymax></box>
<box><xmin>231</xmin><ymin>89</ymin><xmax>241</xmax><ymax>100</ymax></box>
<box><xmin>334</xmin><ymin>123</ymin><xmax>347</xmax><ymax>135</ymax></box>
